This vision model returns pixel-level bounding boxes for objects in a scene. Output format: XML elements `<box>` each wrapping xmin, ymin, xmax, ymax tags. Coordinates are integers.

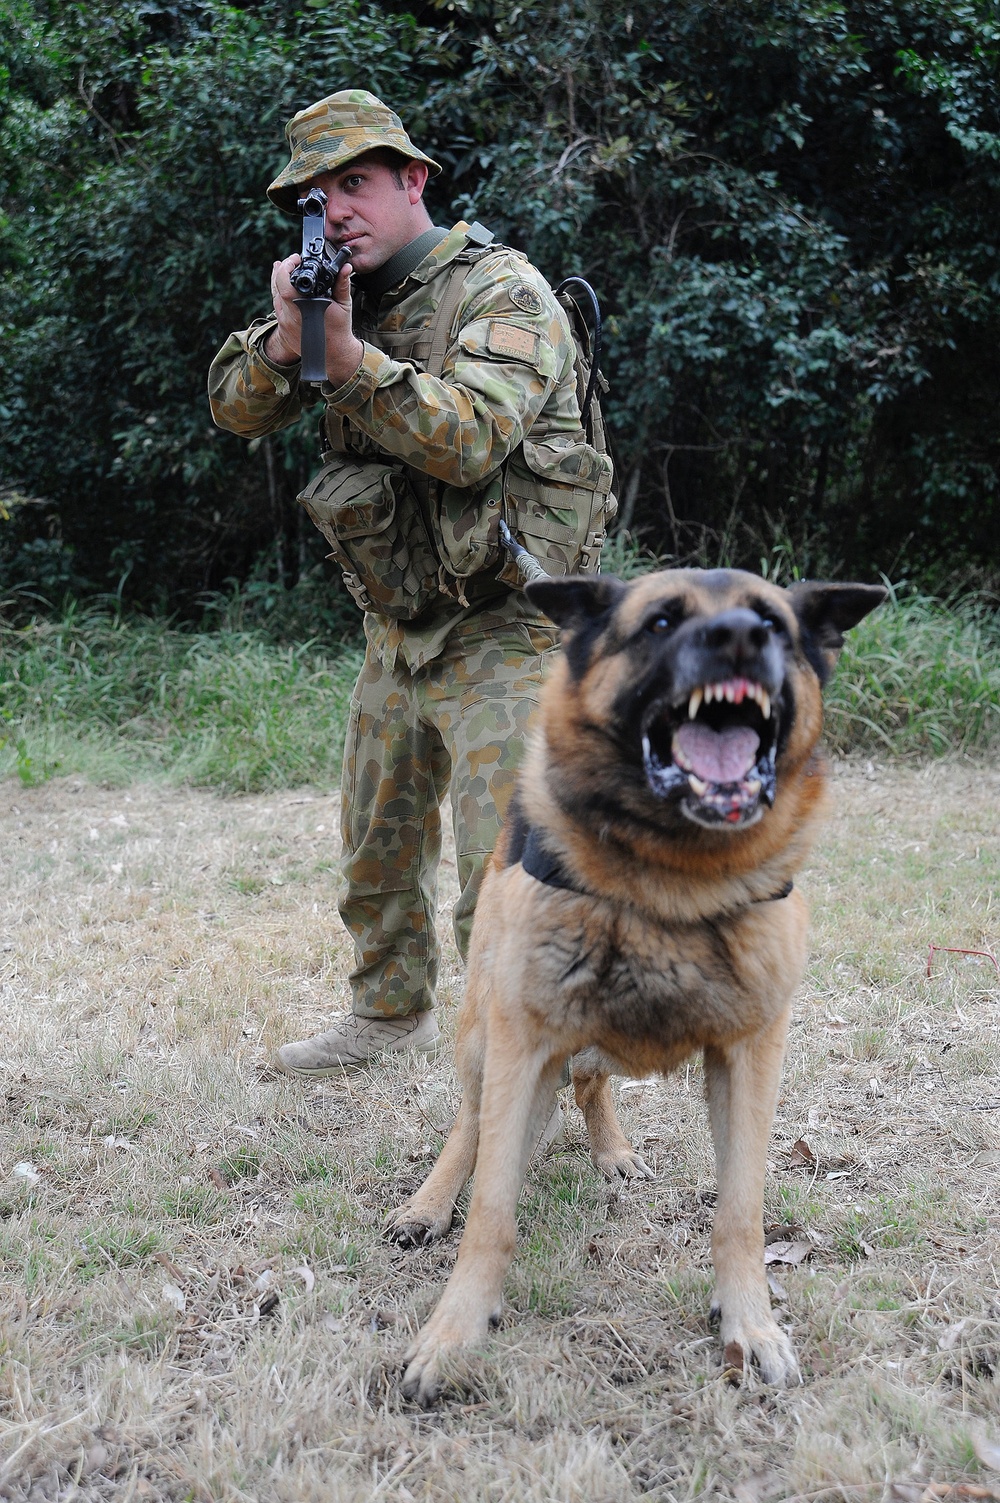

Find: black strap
<box><xmin>355</xmin><ymin>226</ymin><xmax>449</xmax><ymax>300</ymax></box>
<box><xmin>519</xmin><ymin>824</ymin><xmax>793</xmax><ymax>905</ymax></box>
<box><xmin>521</xmin><ymin>827</ymin><xmax>580</xmax><ymax>892</ymax></box>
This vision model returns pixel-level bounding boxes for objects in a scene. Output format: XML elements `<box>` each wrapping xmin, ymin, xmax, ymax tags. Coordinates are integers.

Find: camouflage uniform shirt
<box><xmin>208</xmin><ymin>222</ymin><xmax>586</xmax><ymax>669</ymax></box>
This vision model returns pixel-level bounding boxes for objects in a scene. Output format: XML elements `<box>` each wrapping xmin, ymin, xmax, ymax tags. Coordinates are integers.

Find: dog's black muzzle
<box><xmin>638</xmin><ymin>609</ymin><xmax>787</xmax><ymax>830</ymax></box>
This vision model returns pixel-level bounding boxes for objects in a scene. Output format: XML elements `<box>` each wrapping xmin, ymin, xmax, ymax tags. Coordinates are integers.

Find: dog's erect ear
<box><xmin>525</xmin><ymin>573</ymin><xmax>628</xmax><ymax>631</ymax></box>
<box><xmin>787</xmin><ymin>581</ymin><xmax>888</xmax><ymax>676</ymax></box>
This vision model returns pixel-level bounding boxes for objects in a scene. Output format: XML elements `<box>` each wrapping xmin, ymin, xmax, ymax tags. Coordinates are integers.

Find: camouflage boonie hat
<box><xmin>267</xmin><ymin>89</ymin><xmax>442</xmax><ymax>214</ymax></box>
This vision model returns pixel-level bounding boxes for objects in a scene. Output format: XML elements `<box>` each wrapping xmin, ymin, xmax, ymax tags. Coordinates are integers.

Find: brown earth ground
<box><xmin>1</xmin><ymin>762</ymin><xmax>998</xmax><ymax>1502</ymax></box>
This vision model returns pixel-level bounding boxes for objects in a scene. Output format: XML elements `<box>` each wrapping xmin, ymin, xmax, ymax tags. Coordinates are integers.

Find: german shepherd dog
<box><xmin>388</xmin><ymin>568</ymin><xmax>885</xmax><ymax>1405</ymax></box>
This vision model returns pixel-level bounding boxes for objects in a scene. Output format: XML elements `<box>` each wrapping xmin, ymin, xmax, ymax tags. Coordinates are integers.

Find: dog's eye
<box><xmin>751</xmin><ymin>604</ymin><xmax>788</xmax><ymax>638</ymax></box>
<box><xmin>646</xmin><ymin>611</ymin><xmax>678</xmax><ymax>635</ymax></box>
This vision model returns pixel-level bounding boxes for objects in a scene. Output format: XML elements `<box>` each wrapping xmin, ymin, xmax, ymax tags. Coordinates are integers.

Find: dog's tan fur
<box><xmin>388</xmin><ymin>568</ymin><xmax>885</xmax><ymax>1405</ymax></box>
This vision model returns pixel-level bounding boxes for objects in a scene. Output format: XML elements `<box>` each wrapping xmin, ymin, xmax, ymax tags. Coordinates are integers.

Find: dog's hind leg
<box><xmin>400</xmin><ymin>1019</ymin><xmax>567</xmax><ymax>1407</ymax></box>
<box><xmin>703</xmin><ymin>1004</ymin><xmax>800</xmax><ymax>1386</ymax></box>
<box><xmin>572</xmin><ymin>1051</ymin><xmax>654</xmax><ymax>1180</ymax></box>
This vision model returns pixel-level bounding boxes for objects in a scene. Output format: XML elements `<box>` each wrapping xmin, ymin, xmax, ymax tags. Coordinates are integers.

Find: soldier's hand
<box><xmin>263</xmin><ymin>254</ymin><xmax>363</xmax><ymax>387</ymax></box>
<box><xmin>323</xmin><ymin>260</ymin><xmax>364</xmax><ymax>388</ymax></box>
<box><xmin>264</xmin><ymin>254</ymin><xmax>305</xmax><ymax>366</ymax></box>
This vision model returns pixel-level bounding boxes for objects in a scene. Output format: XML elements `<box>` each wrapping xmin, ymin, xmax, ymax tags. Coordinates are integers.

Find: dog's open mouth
<box><xmin>641</xmin><ymin>676</ymin><xmax>779</xmax><ymax>828</ymax></box>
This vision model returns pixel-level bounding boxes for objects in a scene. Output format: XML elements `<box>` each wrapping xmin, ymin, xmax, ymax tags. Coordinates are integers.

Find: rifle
<box><xmin>290</xmin><ymin>186</ymin><xmax>352</xmax><ymax>383</ymax></box>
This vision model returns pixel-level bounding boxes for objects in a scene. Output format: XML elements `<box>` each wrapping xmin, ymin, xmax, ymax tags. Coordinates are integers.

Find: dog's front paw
<box><xmin>593</xmin><ymin>1145</ymin><xmax>655</xmax><ymax>1181</ymax></box>
<box><xmin>400</xmin><ymin>1311</ymin><xmax>491</xmax><ymax>1408</ymax></box>
<box><xmin>714</xmin><ymin>1307</ymin><xmax>800</xmax><ymax>1387</ymax></box>
<box><xmin>384</xmin><ymin>1200</ymin><xmax>454</xmax><ymax>1248</ymax></box>
<box><xmin>400</xmin><ymin>1331</ymin><xmax>451</xmax><ymax>1408</ymax></box>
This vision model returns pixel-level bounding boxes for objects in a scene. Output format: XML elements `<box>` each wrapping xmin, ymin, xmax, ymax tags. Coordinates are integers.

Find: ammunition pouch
<box><xmin>297</xmin><ymin>458</ymin><xmax>440</xmax><ymax>619</ymax></box>
<box><xmin>499</xmin><ymin>436</ymin><xmax>616</xmax><ymax>584</ymax></box>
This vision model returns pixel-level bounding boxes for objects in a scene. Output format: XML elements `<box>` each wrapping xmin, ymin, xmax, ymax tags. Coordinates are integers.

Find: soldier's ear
<box><xmin>526</xmin><ymin>573</ymin><xmax>627</xmax><ymax>632</ymax></box>
<box><xmin>404</xmin><ymin>160</ymin><xmax>428</xmax><ymax>203</ymax></box>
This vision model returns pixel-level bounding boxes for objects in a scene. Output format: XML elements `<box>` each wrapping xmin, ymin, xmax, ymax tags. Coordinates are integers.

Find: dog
<box><xmin>387</xmin><ymin>567</ymin><xmax>886</xmax><ymax>1405</ymax></box>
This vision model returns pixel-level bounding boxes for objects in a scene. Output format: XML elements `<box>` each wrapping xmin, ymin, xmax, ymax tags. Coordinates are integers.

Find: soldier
<box><xmin>208</xmin><ymin>90</ymin><xmax>614</xmax><ymax>1076</ymax></box>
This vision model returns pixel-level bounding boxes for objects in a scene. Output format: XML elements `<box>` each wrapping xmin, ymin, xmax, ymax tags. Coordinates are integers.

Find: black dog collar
<box><xmin>520</xmin><ymin>827</ymin><xmax>581</xmax><ymax>892</ymax></box>
<box><xmin>520</xmin><ymin>825</ymin><xmax>793</xmax><ymax>905</ymax></box>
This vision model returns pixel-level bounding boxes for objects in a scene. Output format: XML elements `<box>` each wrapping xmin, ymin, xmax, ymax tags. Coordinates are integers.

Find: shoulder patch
<box><xmin>486</xmin><ymin>321</ymin><xmax>541</xmax><ymax>364</ymax></box>
<box><xmin>508</xmin><ymin>283</ymin><xmax>544</xmax><ymax>315</ymax></box>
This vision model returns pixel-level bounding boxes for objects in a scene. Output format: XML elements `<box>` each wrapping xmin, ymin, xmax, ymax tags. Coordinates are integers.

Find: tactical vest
<box><xmin>296</xmin><ymin>225</ymin><xmax>617</xmax><ymax>619</ymax></box>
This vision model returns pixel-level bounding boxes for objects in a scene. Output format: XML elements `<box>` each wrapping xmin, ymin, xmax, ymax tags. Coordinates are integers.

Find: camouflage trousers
<box><xmin>340</xmin><ymin>613</ymin><xmax>559</xmax><ymax>1018</ymax></box>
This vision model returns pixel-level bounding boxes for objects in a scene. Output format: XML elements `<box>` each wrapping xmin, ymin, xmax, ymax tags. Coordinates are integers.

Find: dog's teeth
<box><xmin>761</xmin><ymin>690</ymin><xmax>771</xmax><ymax>720</ymax></box>
<box><xmin>746</xmin><ymin>778</ymin><xmax>762</xmax><ymax>795</ymax></box>
<box><xmin>688</xmin><ymin>774</ymin><xmax>709</xmax><ymax>795</ymax></box>
<box><xmin>704</xmin><ymin>684</ymin><xmax>715</xmax><ymax>704</ymax></box>
<box><xmin>724</xmin><ymin>683</ymin><xmax>736</xmax><ymax>703</ymax></box>
<box><xmin>688</xmin><ymin>687</ymin><xmax>703</xmax><ymax>719</ymax></box>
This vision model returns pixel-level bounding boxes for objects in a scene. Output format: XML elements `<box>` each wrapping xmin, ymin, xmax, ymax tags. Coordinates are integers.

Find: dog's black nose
<box><xmin>701</xmin><ymin>609</ymin><xmax>772</xmax><ymax>661</ymax></box>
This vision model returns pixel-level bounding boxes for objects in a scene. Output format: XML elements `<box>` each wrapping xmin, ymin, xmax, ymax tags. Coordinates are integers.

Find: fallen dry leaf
<box><xmin>765</xmin><ymin>1222</ymin><xmax>806</xmax><ymax>1244</ymax></box>
<box><xmin>788</xmin><ymin>1138</ymin><xmax>816</xmax><ymax>1168</ymax></box>
<box><xmin>972</xmin><ymin>1430</ymin><xmax>1000</xmax><ymax>1472</ymax></box>
<box><xmin>767</xmin><ymin>1271</ymin><xmax>789</xmax><ymax>1301</ymax></box>
<box><xmin>938</xmin><ymin>1319</ymin><xmax>972</xmax><ymax>1351</ymax></box>
<box><xmin>764</xmin><ymin>1240</ymin><xmax>813</xmax><ymax>1267</ymax></box>
<box><xmin>161</xmin><ymin>1282</ymin><xmax>186</xmax><ymax>1314</ymax></box>
<box><xmin>80</xmin><ymin>1443</ymin><xmax>109</xmax><ymax>1477</ymax></box>
<box><xmin>733</xmin><ymin>1473</ymin><xmax>785</xmax><ymax>1503</ymax></box>
<box><xmin>154</xmin><ymin>1251</ymin><xmax>185</xmax><ymax>1283</ymax></box>
<box><xmin>920</xmin><ymin>1486</ymin><xmax>1000</xmax><ymax>1501</ymax></box>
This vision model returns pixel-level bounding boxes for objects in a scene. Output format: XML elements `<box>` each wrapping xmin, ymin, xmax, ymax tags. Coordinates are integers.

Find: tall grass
<box><xmin>0</xmin><ymin>602</ymin><xmax>363</xmax><ymax>792</ymax></box>
<box><xmin>827</xmin><ymin>589</ymin><xmax>1000</xmax><ymax>758</ymax></box>
<box><xmin>1</xmin><ymin>589</ymin><xmax>998</xmax><ymax>792</ymax></box>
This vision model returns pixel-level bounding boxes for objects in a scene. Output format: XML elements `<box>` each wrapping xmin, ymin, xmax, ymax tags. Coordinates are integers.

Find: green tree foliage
<box><xmin>440</xmin><ymin>0</ymin><xmax>1000</xmax><ymax>578</ymax></box>
<box><xmin>1</xmin><ymin>0</ymin><xmax>998</xmax><ymax>612</ymax></box>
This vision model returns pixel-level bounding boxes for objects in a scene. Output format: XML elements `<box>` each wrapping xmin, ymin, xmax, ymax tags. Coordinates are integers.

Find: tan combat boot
<box><xmin>275</xmin><ymin>1012</ymin><xmax>441</xmax><ymax>1078</ymax></box>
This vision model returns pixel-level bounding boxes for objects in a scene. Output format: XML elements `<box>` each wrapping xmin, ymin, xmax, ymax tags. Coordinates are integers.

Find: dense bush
<box><xmin>1</xmin><ymin>0</ymin><xmax>998</xmax><ymax>612</ymax></box>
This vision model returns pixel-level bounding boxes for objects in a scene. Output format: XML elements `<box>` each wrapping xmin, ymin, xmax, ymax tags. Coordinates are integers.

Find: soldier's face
<box><xmin>308</xmin><ymin>155</ymin><xmax>430</xmax><ymax>274</ymax></box>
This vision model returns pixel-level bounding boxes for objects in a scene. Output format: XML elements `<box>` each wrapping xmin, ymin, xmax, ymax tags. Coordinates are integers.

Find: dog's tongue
<box><xmin>674</xmin><ymin>723</ymin><xmax>760</xmax><ymax>784</ymax></box>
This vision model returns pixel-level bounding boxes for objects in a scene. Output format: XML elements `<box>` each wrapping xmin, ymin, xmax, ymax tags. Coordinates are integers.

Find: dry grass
<box><xmin>1</xmin><ymin>762</ymin><xmax>999</xmax><ymax>1502</ymax></box>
